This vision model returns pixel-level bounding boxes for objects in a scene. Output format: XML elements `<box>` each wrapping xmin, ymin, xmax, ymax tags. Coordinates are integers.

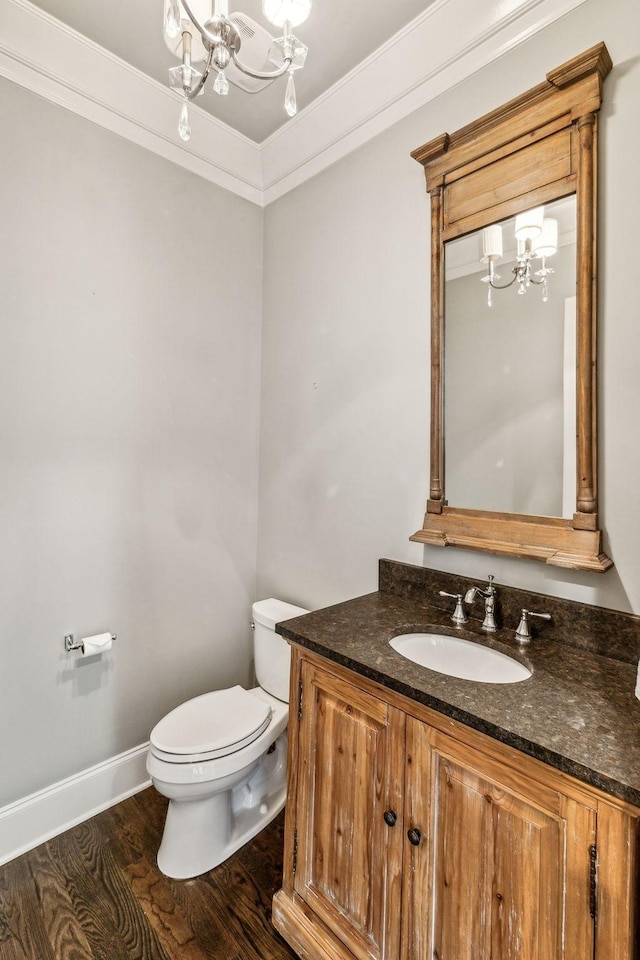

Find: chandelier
<box><xmin>480</xmin><ymin>206</ymin><xmax>558</xmax><ymax>307</ymax></box>
<box><xmin>163</xmin><ymin>0</ymin><xmax>311</xmax><ymax>141</ymax></box>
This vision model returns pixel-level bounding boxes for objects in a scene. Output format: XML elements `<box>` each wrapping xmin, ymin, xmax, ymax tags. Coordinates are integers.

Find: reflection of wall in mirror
<box><xmin>444</xmin><ymin>234</ymin><xmax>576</xmax><ymax>518</ymax></box>
<box><xmin>562</xmin><ymin>296</ymin><xmax>576</xmax><ymax>518</ymax></box>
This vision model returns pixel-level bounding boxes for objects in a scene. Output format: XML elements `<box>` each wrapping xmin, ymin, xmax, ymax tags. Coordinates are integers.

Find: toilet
<box><xmin>147</xmin><ymin>597</ymin><xmax>309</xmax><ymax>879</ymax></box>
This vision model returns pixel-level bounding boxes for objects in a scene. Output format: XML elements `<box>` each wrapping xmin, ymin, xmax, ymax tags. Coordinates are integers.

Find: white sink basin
<box><xmin>389</xmin><ymin>632</ymin><xmax>531</xmax><ymax>684</ymax></box>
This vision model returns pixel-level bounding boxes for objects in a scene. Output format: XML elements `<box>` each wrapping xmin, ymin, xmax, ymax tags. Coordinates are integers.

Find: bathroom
<box><xmin>1</xmin><ymin>0</ymin><xmax>639</xmax><ymax>954</ymax></box>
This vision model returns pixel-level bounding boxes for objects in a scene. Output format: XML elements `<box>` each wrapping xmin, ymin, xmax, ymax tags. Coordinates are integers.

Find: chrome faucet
<box><xmin>464</xmin><ymin>575</ymin><xmax>497</xmax><ymax>633</ymax></box>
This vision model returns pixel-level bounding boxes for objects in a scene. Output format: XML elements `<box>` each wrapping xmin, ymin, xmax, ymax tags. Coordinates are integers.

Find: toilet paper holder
<box><xmin>64</xmin><ymin>632</ymin><xmax>117</xmax><ymax>653</ymax></box>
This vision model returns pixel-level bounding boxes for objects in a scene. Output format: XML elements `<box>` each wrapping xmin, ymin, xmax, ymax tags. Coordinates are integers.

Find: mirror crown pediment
<box><xmin>411</xmin><ymin>42</ymin><xmax>612</xmax><ymax>198</ymax></box>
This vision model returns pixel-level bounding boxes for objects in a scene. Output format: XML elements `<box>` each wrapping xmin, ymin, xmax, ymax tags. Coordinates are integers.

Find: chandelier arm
<box><xmin>180</xmin><ymin>0</ymin><xmax>218</xmax><ymax>47</ymax></box>
<box><xmin>487</xmin><ymin>273</ymin><xmax>519</xmax><ymax>291</ymax></box>
<box><xmin>230</xmin><ymin>49</ymin><xmax>293</xmax><ymax>80</ymax></box>
<box><xmin>186</xmin><ymin>46</ymin><xmax>214</xmax><ymax>100</ymax></box>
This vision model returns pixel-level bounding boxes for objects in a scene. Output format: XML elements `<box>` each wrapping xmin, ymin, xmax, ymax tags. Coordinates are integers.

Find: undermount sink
<box><xmin>389</xmin><ymin>632</ymin><xmax>531</xmax><ymax>684</ymax></box>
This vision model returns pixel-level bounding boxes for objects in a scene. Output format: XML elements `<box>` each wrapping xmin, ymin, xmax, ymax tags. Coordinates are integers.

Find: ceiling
<box><xmin>27</xmin><ymin>0</ymin><xmax>435</xmax><ymax>143</ymax></box>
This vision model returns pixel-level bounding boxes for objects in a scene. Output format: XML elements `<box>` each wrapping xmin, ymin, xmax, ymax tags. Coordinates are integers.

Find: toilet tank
<box><xmin>252</xmin><ymin>598</ymin><xmax>309</xmax><ymax>703</ymax></box>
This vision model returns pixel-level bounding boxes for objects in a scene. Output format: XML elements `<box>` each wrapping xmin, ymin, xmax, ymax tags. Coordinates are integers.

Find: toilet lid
<box><xmin>150</xmin><ymin>686</ymin><xmax>272</xmax><ymax>761</ymax></box>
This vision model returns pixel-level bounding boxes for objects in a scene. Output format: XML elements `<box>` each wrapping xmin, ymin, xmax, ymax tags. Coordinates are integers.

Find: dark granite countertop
<box><xmin>277</xmin><ymin>564</ymin><xmax>640</xmax><ymax>808</ymax></box>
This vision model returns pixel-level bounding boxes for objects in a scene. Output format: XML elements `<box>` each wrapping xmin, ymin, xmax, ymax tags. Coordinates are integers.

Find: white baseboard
<box><xmin>0</xmin><ymin>743</ymin><xmax>152</xmax><ymax>866</ymax></box>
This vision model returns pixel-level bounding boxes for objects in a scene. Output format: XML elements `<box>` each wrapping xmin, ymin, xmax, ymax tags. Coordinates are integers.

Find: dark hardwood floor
<box><xmin>0</xmin><ymin>788</ymin><xmax>298</xmax><ymax>960</ymax></box>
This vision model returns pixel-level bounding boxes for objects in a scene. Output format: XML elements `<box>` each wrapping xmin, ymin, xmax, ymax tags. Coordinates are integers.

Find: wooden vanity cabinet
<box><xmin>273</xmin><ymin>647</ymin><xmax>639</xmax><ymax>960</ymax></box>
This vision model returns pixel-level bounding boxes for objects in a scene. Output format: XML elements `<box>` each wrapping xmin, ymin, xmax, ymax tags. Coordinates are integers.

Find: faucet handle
<box><xmin>438</xmin><ymin>591</ymin><xmax>468</xmax><ymax>625</ymax></box>
<box><xmin>515</xmin><ymin>608</ymin><xmax>552</xmax><ymax>644</ymax></box>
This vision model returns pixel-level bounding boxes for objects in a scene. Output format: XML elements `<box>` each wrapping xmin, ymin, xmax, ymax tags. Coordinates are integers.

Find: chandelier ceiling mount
<box><xmin>164</xmin><ymin>0</ymin><xmax>311</xmax><ymax>140</ymax></box>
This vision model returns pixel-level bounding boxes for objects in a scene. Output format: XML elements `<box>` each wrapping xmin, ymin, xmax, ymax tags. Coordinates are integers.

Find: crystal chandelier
<box><xmin>480</xmin><ymin>206</ymin><xmax>558</xmax><ymax>307</ymax></box>
<box><xmin>163</xmin><ymin>0</ymin><xmax>311</xmax><ymax>141</ymax></box>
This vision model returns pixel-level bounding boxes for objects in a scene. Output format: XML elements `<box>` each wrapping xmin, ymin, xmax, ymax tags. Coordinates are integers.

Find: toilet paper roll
<box><xmin>82</xmin><ymin>633</ymin><xmax>113</xmax><ymax>657</ymax></box>
<box><xmin>635</xmin><ymin>660</ymin><xmax>640</xmax><ymax>701</ymax></box>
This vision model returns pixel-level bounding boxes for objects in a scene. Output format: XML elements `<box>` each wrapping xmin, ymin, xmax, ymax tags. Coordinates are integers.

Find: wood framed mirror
<box><xmin>410</xmin><ymin>43</ymin><xmax>613</xmax><ymax>572</ymax></box>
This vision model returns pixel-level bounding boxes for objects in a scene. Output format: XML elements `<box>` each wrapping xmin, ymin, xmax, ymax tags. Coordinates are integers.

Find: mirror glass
<box><xmin>444</xmin><ymin>195</ymin><xmax>577</xmax><ymax>518</ymax></box>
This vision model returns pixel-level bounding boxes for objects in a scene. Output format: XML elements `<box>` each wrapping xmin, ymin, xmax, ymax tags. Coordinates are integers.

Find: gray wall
<box><xmin>0</xmin><ymin>80</ymin><xmax>263</xmax><ymax>805</ymax></box>
<box><xmin>258</xmin><ymin>0</ymin><xmax>640</xmax><ymax>617</ymax></box>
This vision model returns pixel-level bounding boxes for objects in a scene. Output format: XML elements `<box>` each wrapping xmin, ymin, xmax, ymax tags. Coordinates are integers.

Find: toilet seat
<box><xmin>149</xmin><ymin>686</ymin><xmax>273</xmax><ymax>764</ymax></box>
<box><xmin>147</xmin><ymin>690</ymin><xmax>288</xmax><ymax>789</ymax></box>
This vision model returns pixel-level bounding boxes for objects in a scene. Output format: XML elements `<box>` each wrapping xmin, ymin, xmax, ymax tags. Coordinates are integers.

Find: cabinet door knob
<box><xmin>407</xmin><ymin>827</ymin><xmax>422</xmax><ymax>846</ymax></box>
<box><xmin>383</xmin><ymin>810</ymin><xmax>397</xmax><ymax>827</ymax></box>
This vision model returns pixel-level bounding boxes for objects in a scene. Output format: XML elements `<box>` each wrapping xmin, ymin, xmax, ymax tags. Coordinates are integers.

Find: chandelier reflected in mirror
<box><xmin>480</xmin><ymin>205</ymin><xmax>558</xmax><ymax>307</ymax></box>
<box><xmin>163</xmin><ymin>0</ymin><xmax>311</xmax><ymax>141</ymax></box>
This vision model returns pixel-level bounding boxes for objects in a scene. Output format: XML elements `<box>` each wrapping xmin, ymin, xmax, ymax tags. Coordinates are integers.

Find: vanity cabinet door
<box><xmin>294</xmin><ymin>662</ymin><xmax>405</xmax><ymax>960</ymax></box>
<box><xmin>403</xmin><ymin>718</ymin><xmax>597</xmax><ymax>960</ymax></box>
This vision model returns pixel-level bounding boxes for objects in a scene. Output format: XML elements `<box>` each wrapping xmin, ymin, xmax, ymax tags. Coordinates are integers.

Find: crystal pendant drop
<box><xmin>169</xmin><ymin>63</ymin><xmax>202</xmax><ymax>94</ymax></box>
<box><xmin>165</xmin><ymin>0</ymin><xmax>181</xmax><ymax>38</ymax></box>
<box><xmin>213</xmin><ymin>70</ymin><xmax>229</xmax><ymax>96</ymax></box>
<box><xmin>178</xmin><ymin>98</ymin><xmax>191</xmax><ymax>141</ymax></box>
<box><xmin>284</xmin><ymin>69</ymin><xmax>297</xmax><ymax>117</ymax></box>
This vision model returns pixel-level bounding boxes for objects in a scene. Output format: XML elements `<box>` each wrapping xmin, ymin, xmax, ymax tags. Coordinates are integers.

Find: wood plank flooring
<box><xmin>0</xmin><ymin>788</ymin><xmax>298</xmax><ymax>960</ymax></box>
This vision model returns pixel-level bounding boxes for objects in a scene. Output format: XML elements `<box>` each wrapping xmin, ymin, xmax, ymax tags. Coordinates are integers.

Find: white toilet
<box><xmin>147</xmin><ymin>598</ymin><xmax>308</xmax><ymax>879</ymax></box>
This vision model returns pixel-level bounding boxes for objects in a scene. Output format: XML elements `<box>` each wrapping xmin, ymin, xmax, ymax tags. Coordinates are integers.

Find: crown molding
<box><xmin>0</xmin><ymin>0</ymin><xmax>264</xmax><ymax>204</ymax></box>
<box><xmin>260</xmin><ymin>0</ymin><xmax>588</xmax><ymax>203</ymax></box>
<box><xmin>0</xmin><ymin>0</ymin><xmax>586</xmax><ymax>208</ymax></box>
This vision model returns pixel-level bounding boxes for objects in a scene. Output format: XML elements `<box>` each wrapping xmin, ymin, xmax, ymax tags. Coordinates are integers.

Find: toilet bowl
<box><xmin>147</xmin><ymin>598</ymin><xmax>308</xmax><ymax>879</ymax></box>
